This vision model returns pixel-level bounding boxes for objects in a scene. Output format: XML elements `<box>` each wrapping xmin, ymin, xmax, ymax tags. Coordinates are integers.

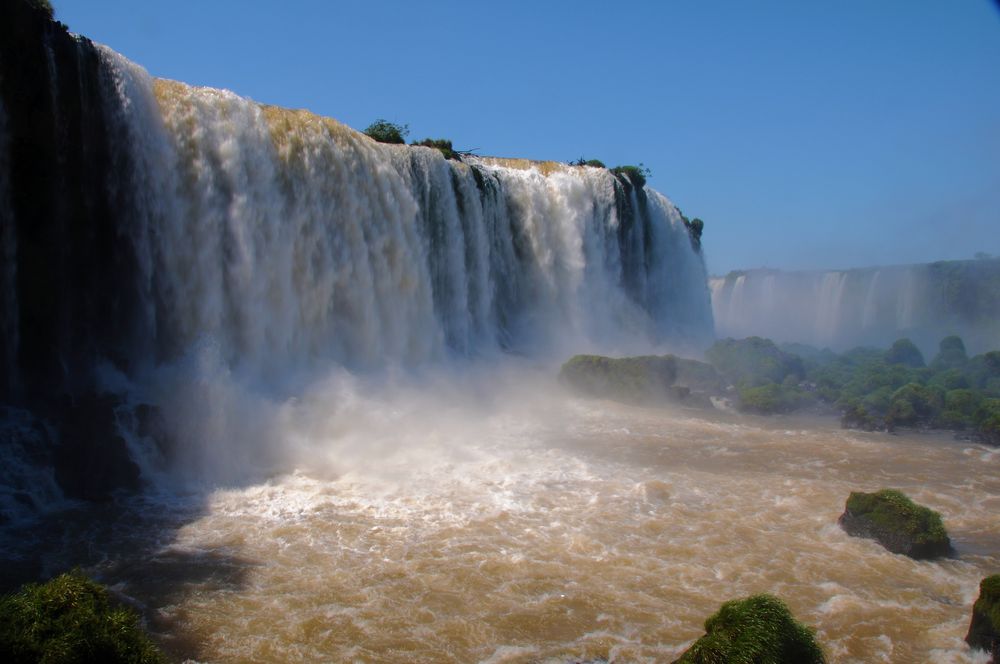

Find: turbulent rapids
<box><xmin>1</xmin><ymin>6</ymin><xmax>999</xmax><ymax>664</ymax></box>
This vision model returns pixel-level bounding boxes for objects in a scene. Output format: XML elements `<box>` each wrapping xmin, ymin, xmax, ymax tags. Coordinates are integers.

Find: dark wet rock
<box><xmin>673</xmin><ymin>594</ymin><xmax>825</xmax><ymax>663</ymax></box>
<box><xmin>52</xmin><ymin>393</ymin><xmax>140</xmax><ymax>501</ymax></box>
<box><xmin>967</xmin><ymin>575</ymin><xmax>1000</xmax><ymax>663</ymax></box>
<box><xmin>838</xmin><ymin>489</ymin><xmax>951</xmax><ymax>559</ymax></box>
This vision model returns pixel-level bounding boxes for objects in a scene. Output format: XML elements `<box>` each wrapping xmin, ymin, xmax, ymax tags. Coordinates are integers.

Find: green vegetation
<box><xmin>363</xmin><ymin>119</ymin><xmax>409</xmax><ymax>144</ymax></box>
<box><xmin>610</xmin><ymin>163</ymin><xmax>651</xmax><ymax>189</ymax></box>
<box><xmin>840</xmin><ymin>489</ymin><xmax>951</xmax><ymax>558</ymax></box>
<box><xmin>558</xmin><ymin>354</ymin><xmax>682</xmax><ymax>404</ymax></box>
<box><xmin>884</xmin><ymin>338</ymin><xmax>925</xmax><ymax>368</ymax></box>
<box><xmin>412</xmin><ymin>138</ymin><xmax>458</xmax><ymax>160</ymax></box>
<box><xmin>704</xmin><ymin>334</ymin><xmax>1000</xmax><ymax>441</ymax></box>
<box><xmin>0</xmin><ymin>571</ymin><xmax>165</xmax><ymax>664</ymax></box>
<box><xmin>966</xmin><ymin>575</ymin><xmax>1000</xmax><ymax>659</ymax></box>
<box><xmin>844</xmin><ymin>490</ymin><xmax>948</xmax><ymax>546</ymax></box>
<box><xmin>570</xmin><ymin>157</ymin><xmax>606</xmax><ymax>168</ymax></box>
<box><xmin>676</xmin><ymin>594</ymin><xmax>825</xmax><ymax>664</ymax></box>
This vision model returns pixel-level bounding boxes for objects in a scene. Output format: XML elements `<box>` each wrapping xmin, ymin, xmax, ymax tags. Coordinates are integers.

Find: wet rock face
<box><xmin>52</xmin><ymin>393</ymin><xmax>140</xmax><ymax>502</ymax></box>
<box><xmin>0</xmin><ymin>0</ymin><xmax>142</xmax><ymax>403</ymax></box>
<box><xmin>967</xmin><ymin>576</ymin><xmax>1000</xmax><ymax>663</ymax></box>
<box><xmin>838</xmin><ymin>489</ymin><xmax>952</xmax><ymax>560</ymax></box>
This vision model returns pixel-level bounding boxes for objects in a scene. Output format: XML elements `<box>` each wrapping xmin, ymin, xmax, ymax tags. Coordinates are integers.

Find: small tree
<box><xmin>363</xmin><ymin>119</ymin><xmax>409</xmax><ymax>145</ymax></box>
<box><xmin>413</xmin><ymin>138</ymin><xmax>458</xmax><ymax>160</ymax></box>
<box><xmin>570</xmin><ymin>157</ymin><xmax>606</xmax><ymax>168</ymax></box>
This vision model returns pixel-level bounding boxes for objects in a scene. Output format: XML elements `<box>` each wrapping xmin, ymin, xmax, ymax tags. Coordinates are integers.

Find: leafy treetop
<box><xmin>363</xmin><ymin>119</ymin><xmax>409</xmax><ymax>145</ymax></box>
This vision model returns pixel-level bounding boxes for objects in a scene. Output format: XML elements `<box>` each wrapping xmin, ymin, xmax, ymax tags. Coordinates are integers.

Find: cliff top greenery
<box><xmin>0</xmin><ymin>571</ymin><xmax>165</xmax><ymax>664</ymax></box>
<box><xmin>363</xmin><ymin>119</ymin><xmax>409</xmax><ymax>144</ymax></box>
<box><xmin>676</xmin><ymin>594</ymin><xmax>825</xmax><ymax>664</ymax></box>
<box><xmin>412</xmin><ymin>138</ymin><xmax>458</xmax><ymax>160</ymax></box>
<box><xmin>845</xmin><ymin>489</ymin><xmax>948</xmax><ymax>546</ymax></box>
<box><xmin>570</xmin><ymin>157</ymin><xmax>606</xmax><ymax>168</ymax></box>
<box><xmin>610</xmin><ymin>163</ymin><xmax>651</xmax><ymax>189</ymax></box>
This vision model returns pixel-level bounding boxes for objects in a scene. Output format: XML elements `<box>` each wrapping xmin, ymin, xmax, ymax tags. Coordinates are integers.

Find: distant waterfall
<box><xmin>0</xmin><ymin>23</ymin><xmax>713</xmax><ymax>400</ymax></box>
<box><xmin>710</xmin><ymin>264</ymin><xmax>1000</xmax><ymax>354</ymax></box>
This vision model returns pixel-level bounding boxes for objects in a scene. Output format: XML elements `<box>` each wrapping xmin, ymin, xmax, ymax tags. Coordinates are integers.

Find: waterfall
<box><xmin>0</xmin><ymin>25</ymin><xmax>713</xmax><ymax>402</ymax></box>
<box><xmin>710</xmin><ymin>264</ymin><xmax>1000</xmax><ymax>355</ymax></box>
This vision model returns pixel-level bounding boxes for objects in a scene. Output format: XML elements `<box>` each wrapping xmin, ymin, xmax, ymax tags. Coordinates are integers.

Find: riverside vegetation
<box><xmin>560</xmin><ymin>334</ymin><xmax>1000</xmax><ymax>445</ymax></box>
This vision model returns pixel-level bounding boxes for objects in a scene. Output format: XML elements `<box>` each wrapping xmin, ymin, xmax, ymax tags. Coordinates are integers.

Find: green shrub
<box><xmin>928</xmin><ymin>368</ymin><xmax>970</xmax><ymax>391</ymax></box>
<box><xmin>739</xmin><ymin>382</ymin><xmax>811</xmax><ymax>414</ymax></box>
<box><xmin>570</xmin><ymin>157</ymin><xmax>606</xmax><ymax>168</ymax></box>
<box><xmin>931</xmin><ymin>335</ymin><xmax>969</xmax><ymax>371</ymax></box>
<box><xmin>0</xmin><ymin>571</ymin><xmax>165</xmax><ymax>664</ymax></box>
<box><xmin>882</xmin><ymin>382</ymin><xmax>943</xmax><ymax>429</ymax></box>
<box><xmin>974</xmin><ymin>398</ymin><xmax>1000</xmax><ymax>444</ymax></box>
<box><xmin>844</xmin><ymin>489</ymin><xmax>949</xmax><ymax>547</ymax></box>
<box><xmin>884</xmin><ymin>338</ymin><xmax>925</xmax><ymax>368</ymax></box>
<box><xmin>676</xmin><ymin>594</ymin><xmax>825</xmax><ymax>664</ymax></box>
<box><xmin>412</xmin><ymin>138</ymin><xmax>457</xmax><ymax>160</ymax></box>
<box><xmin>706</xmin><ymin>337</ymin><xmax>805</xmax><ymax>388</ymax></box>
<box><xmin>363</xmin><ymin>119</ymin><xmax>409</xmax><ymax>144</ymax></box>
<box><xmin>945</xmin><ymin>388</ymin><xmax>983</xmax><ymax>416</ymax></box>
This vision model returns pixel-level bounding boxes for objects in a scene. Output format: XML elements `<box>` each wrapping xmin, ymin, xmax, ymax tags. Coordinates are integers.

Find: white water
<box><xmin>95</xmin><ymin>49</ymin><xmax>711</xmax><ymax>386</ymax></box>
<box><xmin>16</xmin><ymin>380</ymin><xmax>999</xmax><ymax>663</ymax></box>
<box><xmin>710</xmin><ymin>266</ymin><xmax>998</xmax><ymax>354</ymax></box>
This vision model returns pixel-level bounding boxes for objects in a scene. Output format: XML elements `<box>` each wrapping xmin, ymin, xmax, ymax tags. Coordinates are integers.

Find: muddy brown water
<box><xmin>13</xmin><ymin>396</ymin><xmax>1000</xmax><ymax>663</ymax></box>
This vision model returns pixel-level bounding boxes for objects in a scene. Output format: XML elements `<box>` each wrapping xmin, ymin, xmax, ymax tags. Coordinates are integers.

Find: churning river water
<box><xmin>8</xmin><ymin>376</ymin><xmax>999</xmax><ymax>664</ymax></box>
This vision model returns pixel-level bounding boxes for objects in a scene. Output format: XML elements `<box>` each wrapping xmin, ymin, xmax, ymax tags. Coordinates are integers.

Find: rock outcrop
<box><xmin>838</xmin><ymin>489</ymin><xmax>951</xmax><ymax>559</ymax></box>
<box><xmin>966</xmin><ymin>575</ymin><xmax>1000</xmax><ymax>663</ymax></box>
<box><xmin>673</xmin><ymin>594</ymin><xmax>825</xmax><ymax>664</ymax></box>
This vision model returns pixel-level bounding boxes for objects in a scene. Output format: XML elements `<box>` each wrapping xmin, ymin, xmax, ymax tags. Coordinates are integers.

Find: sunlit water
<box><xmin>7</xmin><ymin>378</ymin><xmax>998</xmax><ymax>664</ymax></box>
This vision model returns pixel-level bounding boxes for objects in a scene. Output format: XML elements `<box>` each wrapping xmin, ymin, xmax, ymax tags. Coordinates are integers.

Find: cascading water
<box><xmin>711</xmin><ymin>263</ymin><xmax>1000</xmax><ymax>354</ymax></box>
<box><xmin>0</xmin><ymin>14</ymin><xmax>713</xmax><ymax>490</ymax></box>
<box><xmin>2</xmin><ymin>9</ymin><xmax>998</xmax><ymax>663</ymax></box>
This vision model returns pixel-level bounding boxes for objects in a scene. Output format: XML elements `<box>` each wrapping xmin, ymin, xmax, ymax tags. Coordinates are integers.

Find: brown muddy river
<box><xmin>19</xmin><ymin>379</ymin><xmax>1000</xmax><ymax>663</ymax></box>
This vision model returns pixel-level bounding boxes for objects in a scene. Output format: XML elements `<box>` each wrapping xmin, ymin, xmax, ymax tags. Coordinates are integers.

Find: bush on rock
<box><xmin>0</xmin><ymin>571</ymin><xmax>165</xmax><ymax>663</ymax></box>
<box><xmin>674</xmin><ymin>594</ymin><xmax>825</xmax><ymax>663</ymax></box>
<box><xmin>838</xmin><ymin>489</ymin><xmax>951</xmax><ymax>559</ymax></box>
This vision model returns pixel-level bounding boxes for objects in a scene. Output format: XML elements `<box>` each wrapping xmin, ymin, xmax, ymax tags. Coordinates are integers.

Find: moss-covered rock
<box><xmin>558</xmin><ymin>354</ymin><xmax>722</xmax><ymax>407</ymax></box>
<box><xmin>673</xmin><ymin>594</ymin><xmax>825</xmax><ymax>663</ymax></box>
<box><xmin>558</xmin><ymin>354</ymin><xmax>681</xmax><ymax>405</ymax></box>
<box><xmin>966</xmin><ymin>575</ymin><xmax>1000</xmax><ymax>663</ymax></box>
<box><xmin>838</xmin><ymin>489</ymin><xmax>951</xmax><ymax>559</ymax></box>
<box><xmin>0</xmin><ymin>571</ymin><xmax>165</xmax><ymax>663</ymax></box>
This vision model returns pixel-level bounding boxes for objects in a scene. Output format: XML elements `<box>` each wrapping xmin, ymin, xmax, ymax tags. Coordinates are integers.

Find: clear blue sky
<box><xmin>54</xmin><ymin>0</ymin><xmax>1000</xmax><ymax>275</ymax></box>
